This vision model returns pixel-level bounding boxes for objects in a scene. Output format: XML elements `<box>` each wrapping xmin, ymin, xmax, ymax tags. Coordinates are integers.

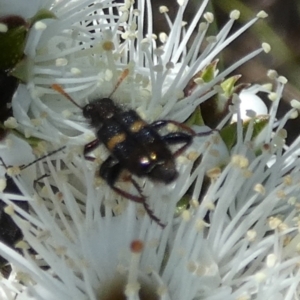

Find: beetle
<box><xmin>52</xmin><ymin>69</ymin><xmax>213</xmax><ymax>227</ymax></box>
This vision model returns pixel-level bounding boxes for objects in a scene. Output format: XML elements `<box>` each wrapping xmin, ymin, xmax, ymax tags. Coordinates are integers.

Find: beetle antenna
<box><xmin>52</xmin><ymin>84</ymin><xmax>83</xmax><ymax>110</ymax></box>
<box><xmin>108</xmin><ymin>68</ymin><xmax>129</xmax><ymax>98</ymax></box>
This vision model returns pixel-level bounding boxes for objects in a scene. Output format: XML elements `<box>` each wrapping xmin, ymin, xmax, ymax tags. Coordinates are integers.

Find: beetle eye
<box><xmin>83</xmin><ymin>104</ymin><xmax>93</xmax><ymax>118</ymax></box>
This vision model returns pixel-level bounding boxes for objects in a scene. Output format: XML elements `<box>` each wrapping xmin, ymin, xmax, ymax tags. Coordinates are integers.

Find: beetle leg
<box><xmin>151</xmin><ymin>119</ymin><xmax>194</xmax><ymax>157</ymax></box>
<box><xmin>151</xmin><ymin>120</ymin><xmax>216</xmax><ymax>138</ymax></box>
<box><xmin>99</xmin><ymin>156</ymin><xmax>121</xmax><ymax>186</ymax></box>
<box><xmin>129</xmin><ymin>177</ymin><xmax>166</xmax><ymax>228</ymax></box>
<box><xmin>162</xmin><ymin>132</ymin><xmax>193</xmax><ymax>157</ymax></box>
<box><xmin>84</xmin><ymin>139</ymin><xmax>101</xmax><ymax>161</ymax></box>
<box><xmin>100</xmin><ymin>156</ymin><xmax>165</xmax><ymax>228</ymax></box>
<box><xmin>150</xmin><ymin>119</ymin><xmax>196</xmax><ymax>135</ymax></box>
<box><xmin>163</xmin><ymin>129</ymin><xmax>216</xmax><ymax>157</ymax></box>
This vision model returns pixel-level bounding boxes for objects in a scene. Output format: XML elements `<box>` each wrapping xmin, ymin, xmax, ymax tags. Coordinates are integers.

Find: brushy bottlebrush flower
<box><xmin>7</xmin><ymin>0</ymin><xmax>269</xmax><ymax>144</ymax></box>
<box><xmin>2</xmin><ymin>77</ymin><xmax>300</xmax><ymax>299</ymax></box>
<box><xmin>1</xmin><ymin>0</ymin><xmax>300</xmax><ymax>299</ymax></box>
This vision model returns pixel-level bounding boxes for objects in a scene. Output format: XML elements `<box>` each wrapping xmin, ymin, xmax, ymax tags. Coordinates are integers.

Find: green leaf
<box><xmin>28</xmin><ymin>9</ymin><xmax>57</xmax><ymax>27</ymax></box>
<box><xmin>0</xmin><ymin>16</ymin><xmax>28</xmax><ymax>70</ymax></box>
<box><xmin>11</xmin><ymin>129</ymin><xmax>43</xmax><ymax>146</ymax></box>
<box><xmin>220</xmin><ymin>115</ymin><xmax>269</xmax><ymax>151</ymax></box>
<box><xmin>201</xmin><ymin>60</ymin><xmax>218</xmax><ymax>83</ymax></box>
<box><xmin>183</xmin><ymin>60</ymin><xmax>218</xmax><ymax>97</ymax></box>
<box><xmin>0</xmin><ymin>123</ymin><xmax>43</xmax><ymax>146</ymax></box>
<box><xmin>219</xmin><ymin>122</ymin><xmax>238</xmax><ymax>150</ymax></box>
<box><xmin>185</xmin><ymin>106</ymin><xmax>205</xmax><ymax>126</ymax></box>
<box><xmin>250</xmin><ymin>115</ymin><xmax>269</xmax><ymax>138</ymax></box>
<box><xmin>175</xmin><ymin>195</ymin><xmax>190</xmax><ymax>217</ymax></box>
<box><xmin>9</xmin><ymin>56</ymin><xmax>32</xmax><ymax>83</ymax></box>
<box><xmin>220</xmin><ymin>75</ymin><xmax>241</xmax><ymax>98</ymax></box>
<box><xmin>0</xmin><ymin>10</ymin><xmax>56</xmax><ymax>72</ymax></box>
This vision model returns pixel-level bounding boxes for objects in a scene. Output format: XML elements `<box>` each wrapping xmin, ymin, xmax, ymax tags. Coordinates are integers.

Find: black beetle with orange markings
<box><xmin>52</xmin><ymin>69</ymin><xmax>213</xmax><ymax>227</ymax></box>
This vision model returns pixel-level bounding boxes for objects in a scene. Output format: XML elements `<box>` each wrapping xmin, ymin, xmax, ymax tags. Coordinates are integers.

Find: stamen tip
<box><xmin>230</xmin><ymin>10</ymin><xmax>240</xmax><ymax>20</ymax></box>
<box><xmin>257</xmin><ymin>10</ymin><xmax>268</xmax><ymax>19</ymax></box>
<box><xmin>262</xmin><ymin>42</ymin><xmax>271</xmax><ymax>53</ymax></box>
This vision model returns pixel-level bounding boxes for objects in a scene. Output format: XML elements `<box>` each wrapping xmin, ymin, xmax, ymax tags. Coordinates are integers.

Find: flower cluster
<box><xmin>0</xmin><ymin>0</ymin><xmax>300</xmax><ymax>299</ymax></box>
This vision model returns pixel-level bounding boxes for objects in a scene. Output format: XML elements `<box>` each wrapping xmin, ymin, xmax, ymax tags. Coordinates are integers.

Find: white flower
<box><xmin>10</xmin><ymin>0</ymin><xmax>268</xmax><ymax>144</ymax></box>
<box><xmin>1</xmin><ymin>0</ymin><xmax>300</xmax><ymax>300</ymax></box>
